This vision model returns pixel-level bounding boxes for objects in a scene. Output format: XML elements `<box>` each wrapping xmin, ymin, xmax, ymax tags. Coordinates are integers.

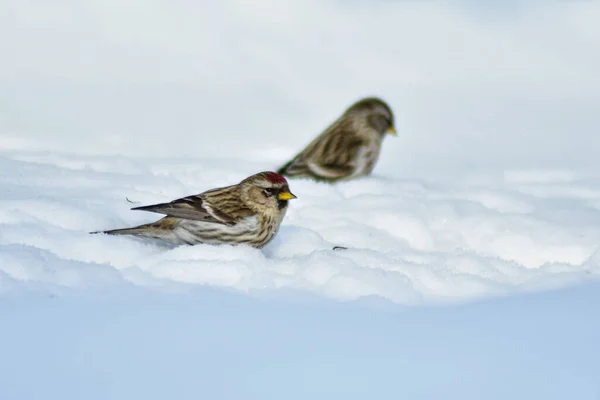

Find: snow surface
<box><xmin>2</xmin><ymin>0</ymin><xmax>600</xmax><ymax>398</ymax></box>
<box><xmin>2</xmin><ymin>151</ymin><xmax>600</xmax><ymax>304</ymax></box>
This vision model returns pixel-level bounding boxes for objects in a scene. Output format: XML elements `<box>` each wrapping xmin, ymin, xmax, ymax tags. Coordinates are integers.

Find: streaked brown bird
<box><xmin>92</xmin><ymin>172</ymin><xmax>297</xmax><ymax>248</ymax></box>
<box><xmin>277</xmin><ymin>97</ymin><xmax>396</xmax><ymax>183</ymax></box>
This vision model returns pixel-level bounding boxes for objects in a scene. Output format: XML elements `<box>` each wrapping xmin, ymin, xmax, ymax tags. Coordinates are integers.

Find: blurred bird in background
<box><xmin>277</xmin><ymin>97</ymin><xmax>396</xmax><ymax>183</ymax></box>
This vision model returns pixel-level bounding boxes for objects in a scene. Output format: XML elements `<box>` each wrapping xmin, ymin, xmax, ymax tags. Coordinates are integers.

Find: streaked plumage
<box><xmin>277</xmin><ymin>97</ymin><xmax>396</xmax><ymax>183</ymax></box>
<box><xmin>92</xmin><ymin>172</ymin><xmax>296</xmax><ymax>248</ymax></box>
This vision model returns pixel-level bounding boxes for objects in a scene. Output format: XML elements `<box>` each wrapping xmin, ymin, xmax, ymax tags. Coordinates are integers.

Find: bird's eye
<box><xmin>263</xmin><ymin>188</ymin><xmax>274</xmax><ymax>197</ymax></box>
<box><xmin>369</xmin><ymin>114</ymin><xmax>391</xmax><ymax>133</ymax></box>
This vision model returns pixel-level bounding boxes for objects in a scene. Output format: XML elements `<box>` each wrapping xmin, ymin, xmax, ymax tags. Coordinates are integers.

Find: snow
<box><xmin>2</xmin><ymin>0</ymin><xmax>600</xmax><ymax>398</ymax></box>
<box><xmin>2</xmin><ymin>152</ymin><xmax>599</xmax><ymax>303</ymax></box>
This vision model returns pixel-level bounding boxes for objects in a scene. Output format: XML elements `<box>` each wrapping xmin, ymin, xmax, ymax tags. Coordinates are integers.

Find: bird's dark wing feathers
<box><xmin>131</xmin><ymin>195</ymin><xmax>236</xmax><ymax>225</ymax></box>
<box><xmin>317</xmin><ymin>130</ymin><xmax>364</xmax><ymax>165</ymax></box>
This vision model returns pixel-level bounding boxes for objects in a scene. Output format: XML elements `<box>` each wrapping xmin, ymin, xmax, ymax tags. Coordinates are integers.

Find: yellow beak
<box><xmin>278</xmin><ymin>191</ymin><xmax>297</xmax><ymax>201</ymax></box>
<box><xmin>386</xmin><ymin>126</ymin><xmax>397</xmax><ymax>135</ymax></box>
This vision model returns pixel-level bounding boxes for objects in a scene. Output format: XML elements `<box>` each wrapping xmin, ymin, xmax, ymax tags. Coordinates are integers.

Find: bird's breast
<box><xmin>353</xmin><ymin>138</ymin><xmax>381</xmax><ymax>175</ymax></box>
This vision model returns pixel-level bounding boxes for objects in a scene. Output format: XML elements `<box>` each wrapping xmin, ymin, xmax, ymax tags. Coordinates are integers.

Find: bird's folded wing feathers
<box><xmin>306</xmin><ymin>162</ymin><xmax>355</xmax><ymax>179</ymax></box>
<box><xmin>281</xmin><ymin>129</ymin><xmax>364</xmax><ymax>178</ymax></box>
<box><xmin>131</xmin><ymin>195</ymin><xmax>236</xmax><ymax>225</ymax></box>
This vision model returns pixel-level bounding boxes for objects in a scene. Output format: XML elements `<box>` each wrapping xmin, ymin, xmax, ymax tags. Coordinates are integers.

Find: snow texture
<box><xmin>1</xmin><ymin>151</ymin><xmax>600</xmax><ymax>304</ymax></box>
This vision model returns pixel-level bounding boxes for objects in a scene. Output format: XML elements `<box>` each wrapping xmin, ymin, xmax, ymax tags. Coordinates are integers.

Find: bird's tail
<box><xmin>276</xmin><ymin>161</ymin><xmax>291</xmax><ymax>175</ymax></box>
<box><xmin>90</xmin><ymin>224</ymin><xmax>153</xmax><ymax>236</ymax></box>
<box><xmin>277</xmin><ymin>158</ymin><xmax>306</xmax><ymax>176</ymax></box>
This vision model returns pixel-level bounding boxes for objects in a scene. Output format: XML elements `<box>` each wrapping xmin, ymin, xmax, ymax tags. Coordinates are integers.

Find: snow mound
<box><xmin>1</xmin><ymin>151</ymin><xmax>599</xmax><ymax>304</ymax></box>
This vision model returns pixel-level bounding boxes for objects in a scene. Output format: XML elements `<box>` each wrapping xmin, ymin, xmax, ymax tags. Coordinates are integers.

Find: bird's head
<box><xmin>240</xmin><ymin>171</ymin><xmax>297</xmax><ymax>215</ymax></box>
<box><xmin>346</xmin><ymin>97</ymin><xmax>396</xmax><ymax>137</ymax></box>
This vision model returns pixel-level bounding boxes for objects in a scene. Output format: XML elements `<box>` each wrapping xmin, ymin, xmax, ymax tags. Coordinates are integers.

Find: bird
<box><xmin>92</xmin><ymin>171</ymin><xmax>297</xmax><ymax>248</ymax></box>
<box><xmin>277</xmin><ymin>97</ymin><xmax>396</xmax><ymax>183</ymax></box>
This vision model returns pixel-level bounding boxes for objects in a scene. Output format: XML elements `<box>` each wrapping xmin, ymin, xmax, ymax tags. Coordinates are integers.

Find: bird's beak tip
<box><xmin>278</xmin><ymin>191</ymin><xmax>297</xmax><ymax>201</ymax></box>
<box><xmin>387</xmin><ymin>126</ymin><xmax>397</xmax><ymax>135</ymax></box>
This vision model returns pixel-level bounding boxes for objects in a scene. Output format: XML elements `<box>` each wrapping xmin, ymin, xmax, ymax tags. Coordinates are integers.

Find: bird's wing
<box><xmin>132</xmin><ymin>191</ymin><xmax>238</xmax><ymax>225</ymax></box>
<box><xmin>305</xmin><ymin>162</ymin><xmax>355</xmax><ymax>180</ymax></box>
<box><xmin>278</xmin><ymin>122</ymin><xmax>364</xmax><ymax>180</ymax></box>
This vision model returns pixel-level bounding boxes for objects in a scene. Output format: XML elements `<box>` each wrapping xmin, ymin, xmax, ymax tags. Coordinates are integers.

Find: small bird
<box><xmin>277</xmin><ymin>97</ymin><xmax>396</xmax><ymax>183</ymax></box>
<box><xmin>92</xmin><ymin>172</ymin><xmax>297</xmax><ymax>248</ymax></box>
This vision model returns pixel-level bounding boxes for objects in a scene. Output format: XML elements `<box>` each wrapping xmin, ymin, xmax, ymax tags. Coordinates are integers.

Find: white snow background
<box><xmin>1</xmin><ymin>1</ymin><xmax>600</xmax><ymax>398</ymax></box>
